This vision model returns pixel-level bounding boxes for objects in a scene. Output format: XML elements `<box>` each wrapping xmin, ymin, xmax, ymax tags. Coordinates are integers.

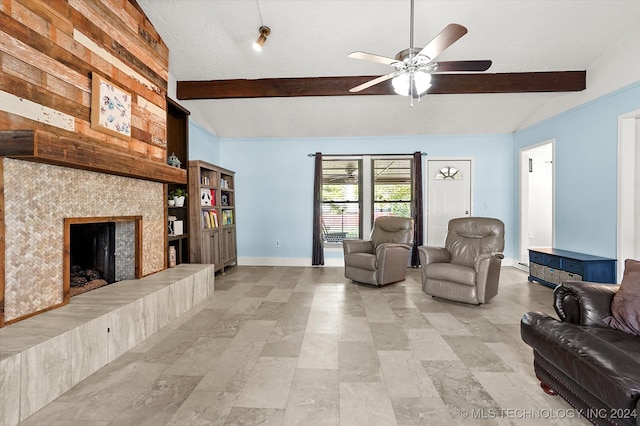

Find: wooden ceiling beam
<box><xmin>176</xmin><ymin>71</ymin><xmax>585</xmax><ymax>100</ymax></box>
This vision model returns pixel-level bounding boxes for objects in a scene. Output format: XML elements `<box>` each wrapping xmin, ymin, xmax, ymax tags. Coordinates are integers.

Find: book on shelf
<box><xmin>200</xmin><ymin>175</ymin><xmax>210</xmax><ymax>185</ymax></box>
<box><xmin>202</xmin><ymin>209</ymin><xmax>218</xmax><ymax>229</ymax></box>
<box><xmin>222</xmin><ymin>209</ymin><xmax>233</xmax><ymax>226</ymax></box>
<box><xmin>200</xmin><ymin>188</ymin><xmax>216</xmax><ymax>206</ymax></box>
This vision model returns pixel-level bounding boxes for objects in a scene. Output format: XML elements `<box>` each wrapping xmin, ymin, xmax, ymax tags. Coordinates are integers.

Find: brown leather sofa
<box><xmin>343</xmin><ymin>216</ymin><xmax>413</xmax><ymax>286</ymax></box>
<box><xmin>521</xmin><ymin>280</ymin><xmax>640</xmax><ymax>426</ymax></box>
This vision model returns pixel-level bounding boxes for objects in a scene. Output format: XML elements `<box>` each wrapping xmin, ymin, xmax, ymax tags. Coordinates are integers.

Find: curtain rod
<box><xmin>307</xmin><ymin>152</ymin><xmax>427</xmax><ymax>157</ymax></box>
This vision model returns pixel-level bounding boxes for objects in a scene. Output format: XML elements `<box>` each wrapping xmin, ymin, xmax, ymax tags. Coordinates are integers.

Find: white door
<box><xmin>519</xmin><ymin>142</ymin><xmax>554</xmax><ymax>266</ymax></box>
<box><xmin>426</xmin><ymin>160</ymin><xmax>471</xmax><ymax>246</ymax></box>
<box><xmin>617</xmin><ymin>111</ymin><xmax>640</xmax><ymax>281</ymax></box>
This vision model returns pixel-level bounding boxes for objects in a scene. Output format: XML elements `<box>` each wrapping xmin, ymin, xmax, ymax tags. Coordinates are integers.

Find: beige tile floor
<box><xmin>19</xmin><ymin>266</ymin><xmax>591</xmax><ymax>425</ymax></box>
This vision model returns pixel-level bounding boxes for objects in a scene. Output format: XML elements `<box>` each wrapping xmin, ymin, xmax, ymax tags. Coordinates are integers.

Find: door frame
<box><xmin>617</xmin><ymin>108</ymin><xmax>640</xmax><ymax>281</ymax></box>
<box><xmin>424</xmin><ymin>158</ymin><xmax>473</xmax><ymax>246</ymax></box>
<box><xmin>519</xmin><ymin>140</ymin><xmax>555</xmax><ymax>270</ymax></box>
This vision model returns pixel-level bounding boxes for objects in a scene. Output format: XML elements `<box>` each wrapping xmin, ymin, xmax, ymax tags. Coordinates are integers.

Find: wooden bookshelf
<box><xmin>166</xmin><ymin>98</ymin><xmax>190</xmax><ymax>266</ymax></box>
<box><xmin>188</xmin><ymin>160</ymin><xmax>236</xmax><ymax>273</ymax></box>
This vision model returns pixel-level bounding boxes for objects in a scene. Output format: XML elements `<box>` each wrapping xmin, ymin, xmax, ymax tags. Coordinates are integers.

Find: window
<box><xmin>435</xmin><ymin>166</ymin><xmax>463</xmax><ymax>180</ymax></box>
<box><xmin>321</xmin><ymin>158</ymin><xmax>362</xmax><ymax>242</ymax></box>
<box><xmin>373</xmin><ymin>158</ymin><xmax>412</xmax><ymax>221</ymax></box>
<box><xmin>321</xmin><ymin>156</ymin><xmax>413</xmax><ymax>243</ymax></box>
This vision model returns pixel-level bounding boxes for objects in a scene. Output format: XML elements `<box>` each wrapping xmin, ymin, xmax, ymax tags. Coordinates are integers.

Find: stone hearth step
<box><xmin>0</xmin><ymin>264</ymin><xmax>215</xmax><ymax>426</ymax></box>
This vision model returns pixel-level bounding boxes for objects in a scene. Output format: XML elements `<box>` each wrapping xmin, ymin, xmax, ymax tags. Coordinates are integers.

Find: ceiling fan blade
<box><xmin>434</xmin><ymin>60</ymin><xmax>492</xmax><ymax>72</ymax></box>
<box><xmin>348</xmin><ymin>51</ymin><xmax>399</xmax><ymax>66</ymax></box>
<box><xmin>418</xmin><ymin>23</ymin><xmax>468</xmax><ymax>61</ymax></box>
<box><xmin>350</xmin><ymin>72</ymin><xmax>400</xmax><ymax>93</ymax></box>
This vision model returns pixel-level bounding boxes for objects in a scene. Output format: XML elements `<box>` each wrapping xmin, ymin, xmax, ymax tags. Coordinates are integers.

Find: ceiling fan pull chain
<box><xmin>409</xmin><ymin>0</ymin><xmax>415</xmax><ymax>50</ymax></box>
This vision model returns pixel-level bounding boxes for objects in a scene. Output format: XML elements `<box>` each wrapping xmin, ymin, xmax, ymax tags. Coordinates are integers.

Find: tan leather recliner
<box><xmin>343</xmin><ymin>216</ymin><xmax>413</xmax><ymax>286</ymax></box>
<box><xmin>419</xmin><ymin>217</ymin><xmax>505</xmax><ymax>305</ymax></box>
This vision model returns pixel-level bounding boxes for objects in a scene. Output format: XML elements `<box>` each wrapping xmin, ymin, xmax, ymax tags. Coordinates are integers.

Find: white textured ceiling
<box><xmin>137</xmin><ymin>0</ymin><xmax>640</xmax><ymax>138</ymax></box>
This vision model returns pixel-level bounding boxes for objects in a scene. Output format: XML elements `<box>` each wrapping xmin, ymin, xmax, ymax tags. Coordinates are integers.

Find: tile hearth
<box><xmin>0</xmin><ymin>264</ymin><xmax>215</xmax><ymax>426</ymax></box>
<box><xmin>14</xmin><ymin>266</ymin><xmax>590</xmax><ymax>425</ymax></box>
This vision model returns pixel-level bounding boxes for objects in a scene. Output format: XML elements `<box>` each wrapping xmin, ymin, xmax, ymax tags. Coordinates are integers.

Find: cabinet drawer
<box><xmin>545</xmin><ymin>256</ymin><xmax>561</xmax><ymax>269</ymax></box>
<box><xmin>562</xmin><ymin>259</ymin><xmax>583</xmax><ymax>274</ymax></box>
<box><xmin>560</xmin><ymin>270</ymin><xmax>582</xmax><ymax>283</ymax></box>
<box><xmin>544</xmin><ymin>267</ymin><xmax>561</xmax><ymax>285</ymax></box>
<box><xmin>530</xmin><ymin>263</ymin><xmax>544</xmax><ymax>279</ymax></box>
<box><xmin>529</xmin><ymin>251</ymin><xmax>546</xmax><ymax>264</ymax></box>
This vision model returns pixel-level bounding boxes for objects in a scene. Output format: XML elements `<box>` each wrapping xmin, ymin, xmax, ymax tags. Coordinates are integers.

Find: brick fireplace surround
<box><xmin>2</xmin><ymin>158</ymin><xmax>165</xmax><ymax>323</ymax></box>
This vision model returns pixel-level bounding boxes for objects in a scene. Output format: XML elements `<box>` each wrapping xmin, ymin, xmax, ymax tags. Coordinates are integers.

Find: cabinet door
<box><xmin>200</xmin><ymin>232</ymin><xmax>213</xmax><ymax>264</ymax></box>
<box><xmin>200</xmin><ymin>231</ymin><xmax>220</xmax><ymax>266</ymax></box>
<box><xmin>222</xmin><ymin>227</ymin><xmax>236</xmax><ymax>264</ymax></box>
<box><xmin>212</xmin><ymin>230</ymin><xmax>222</xmax><ymax>269</ymax></box>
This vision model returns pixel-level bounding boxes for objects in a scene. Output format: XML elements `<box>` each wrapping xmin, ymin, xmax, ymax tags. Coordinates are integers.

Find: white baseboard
<box><xmin>238</xmin><ymin>257</ymin><xmax>309</xmax><ymax>267</ymax></box>
<box><xmin>238</xmin><ymin>257</ymin><xmax>345</xmax><ymax>267</ymax></box>
<box><xmin>239</xmin><ymin>257</ymin><xmax>518</xmax><ymax>268</ymax></box>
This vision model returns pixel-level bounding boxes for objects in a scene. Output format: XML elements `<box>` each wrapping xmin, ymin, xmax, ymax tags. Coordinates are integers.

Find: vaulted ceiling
<box><xmin>138</xmin><ymin>0</ymin><xmax>640</xmax><ymax>139</ymax></box>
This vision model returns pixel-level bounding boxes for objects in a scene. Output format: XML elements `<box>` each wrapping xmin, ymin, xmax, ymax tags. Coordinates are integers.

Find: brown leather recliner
<box><xmin>418</xmin><ymin>217</ymin><xmax>505</xmax><ymax>305</ymax></box>
<box><xmin>343</xmin><ymin>216</ymin><xmax>413</xmax><ymax>286</ymax></box>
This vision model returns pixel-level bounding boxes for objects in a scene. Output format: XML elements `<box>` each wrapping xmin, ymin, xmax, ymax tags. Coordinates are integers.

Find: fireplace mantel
<box><xmin>0</xmin><ymin>130</ymin><xmax>186</xmax><ymax>184</ymax></box>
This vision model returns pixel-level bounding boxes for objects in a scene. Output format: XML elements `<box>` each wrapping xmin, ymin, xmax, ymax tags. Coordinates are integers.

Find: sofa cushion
<box><xmin>445</xmin><ymin>217</ymin><xmax>505</xmax><ymax>267</ymax></box>
<box><xmin>423</xmin><ymin>263</ymin><xmax>476</xmax><ymax>286</ymax></box>
<box><xmin>603</xmin><ymin>259</ymin><xmax>640</xmax><ymax>336</ymax></box>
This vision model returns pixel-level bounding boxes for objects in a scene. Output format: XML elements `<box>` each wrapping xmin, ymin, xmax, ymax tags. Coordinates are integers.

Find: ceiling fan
<box><xmin>329</xmin><ymin>166</ymin><xmax>358</xmax><ymax>184</ymax></box>
<box><xmin>176</xmin><ymin>1</ymin><xmax>586</xmax><ymax>100</ymax></box>
<box><xmin>348</xmin><ymin>0</ymin><xmax>491</xmax><ymax>105</ymax></box>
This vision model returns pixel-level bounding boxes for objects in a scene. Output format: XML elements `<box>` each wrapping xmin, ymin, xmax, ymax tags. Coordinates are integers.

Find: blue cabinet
<box><xmin>528</xmin><ymin>248</ymin><xmax>616</xmax><ymax>289</ymax></box>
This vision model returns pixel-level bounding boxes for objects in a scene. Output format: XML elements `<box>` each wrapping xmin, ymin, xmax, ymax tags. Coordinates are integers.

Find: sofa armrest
<box><xmin>418</xmin><ymin>246</ymin><xmax>451</xmax><ymax>265</ymax></box>
<box><xmin>343</xmin><ymin>239</ymin><xmax>374</xmax><ymax>254</ymax></box>
<box><xmin>553</xmin><ymin>280</ymin><xmax>620</xmax><ymax>326</ymax></box>
<box><xmin>520</xmin><ymin>310</ymin><xmax>557</xmax><ymax>347</ymax></box>
<box><xmin>473</xmin><ymin>252</ymin><xmax>504</xmax><ymax>273</ymax></box>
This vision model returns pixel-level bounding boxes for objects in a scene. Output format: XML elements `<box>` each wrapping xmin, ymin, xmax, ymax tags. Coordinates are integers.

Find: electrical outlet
<box><xmin>528</xmin><ymin>232</ymin><xmax>534</xmax><ymax>239</ymax></box>
<box><xmin>275</xmin><ymin>240</ymin><xmax>280</xmax><ymax>247</ymax></box>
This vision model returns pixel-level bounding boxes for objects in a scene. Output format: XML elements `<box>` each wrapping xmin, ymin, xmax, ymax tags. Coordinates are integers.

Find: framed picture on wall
<box><xmin>90</xmin><ymin>72</ymin><xmax>132</xmax><ymax>140</ymax></box>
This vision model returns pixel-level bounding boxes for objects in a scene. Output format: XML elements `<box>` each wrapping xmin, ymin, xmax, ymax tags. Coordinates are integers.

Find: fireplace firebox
<box><xmin>64</xmin><ymin>216</ymin><xmax>142</xmax><ymax>300</ymax></box>
<box><xmin>69</xmin><ymin>222</ymin><xmax>116</xmax><ymax>294</ymax></box>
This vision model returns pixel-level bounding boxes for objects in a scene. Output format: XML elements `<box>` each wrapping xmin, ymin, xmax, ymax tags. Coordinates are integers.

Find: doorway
<box><xmin>617</xmin><ymin>109</ymin><xmax>640</xmax><ymax>281</ymax></box>
<box><xmin>519</xmin><ymin>141</ymin><xmax>554</xmax><ymax>268</ymax></box>
<box><xmin>426</xmin><ymin>160</ymin><xmax>472</xmax><ymax>246</ymax></box>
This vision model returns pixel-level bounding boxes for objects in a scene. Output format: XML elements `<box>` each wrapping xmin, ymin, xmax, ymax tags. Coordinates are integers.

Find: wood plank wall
<box><xmin>0</xmin><ymin>0</ymin><xmax>169</xmax><ymax>160</ymax></box>
<box><xmin>0</xmin><ymin>0</ymin><xmax>171</xmax><ymax>327</ymax></box>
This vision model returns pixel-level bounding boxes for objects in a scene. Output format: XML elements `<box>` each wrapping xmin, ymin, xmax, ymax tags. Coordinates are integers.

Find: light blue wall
<box><xmin>195</xmin><ymin>82</ymin><xmax>640</xmax><ymax>265</ymax></box>
<box><xmin>189</xmin><ymin>121</ymin><xmax>220</xmax><ymax>164</ymax></box>
<box><xmin>220</xmin><ymin>134</ymin><xmax>515</xmax><ymax>262</ymax></box>
<box><xmin>513</xmin><ymin>81</ymin><xmax>640</xmax><ymax>259</ymax></box>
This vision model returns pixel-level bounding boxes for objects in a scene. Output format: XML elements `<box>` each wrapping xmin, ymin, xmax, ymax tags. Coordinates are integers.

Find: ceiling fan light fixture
<box><xmin>392</xmin><ymin>71</ymin><xmax>431</xmax><ymax>97</ymax></box>
<box><xmin>253</xmin><ymin>25</ymin><xmax>271</xmax><ymax>51</ymax></box>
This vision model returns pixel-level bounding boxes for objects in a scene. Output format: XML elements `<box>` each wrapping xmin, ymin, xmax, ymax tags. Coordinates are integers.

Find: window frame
<box><xmin>320</xmin><ymin>154</ymin><xmax>414</xmax><ymax>245</ymax></box>
<box><xmin>321</xmin><ymin>157</ymin><xmax>363</xmax><ymax>244</ymax></box>
<box><xmin>371</xmin><ymin>156</ymin><xmax>413</xmax><ymax>225</ymax></box>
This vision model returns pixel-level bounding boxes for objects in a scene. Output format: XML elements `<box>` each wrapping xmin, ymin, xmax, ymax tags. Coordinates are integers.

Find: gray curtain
<box><xmin>411</xmin><ymin>152</ymin><xmax>423</xmax><ymax>266</ymax></box>
<box><xmin>312</xmin><ymin>152</ymin><xmax>324</xmax><ymax>265</ymax></box>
